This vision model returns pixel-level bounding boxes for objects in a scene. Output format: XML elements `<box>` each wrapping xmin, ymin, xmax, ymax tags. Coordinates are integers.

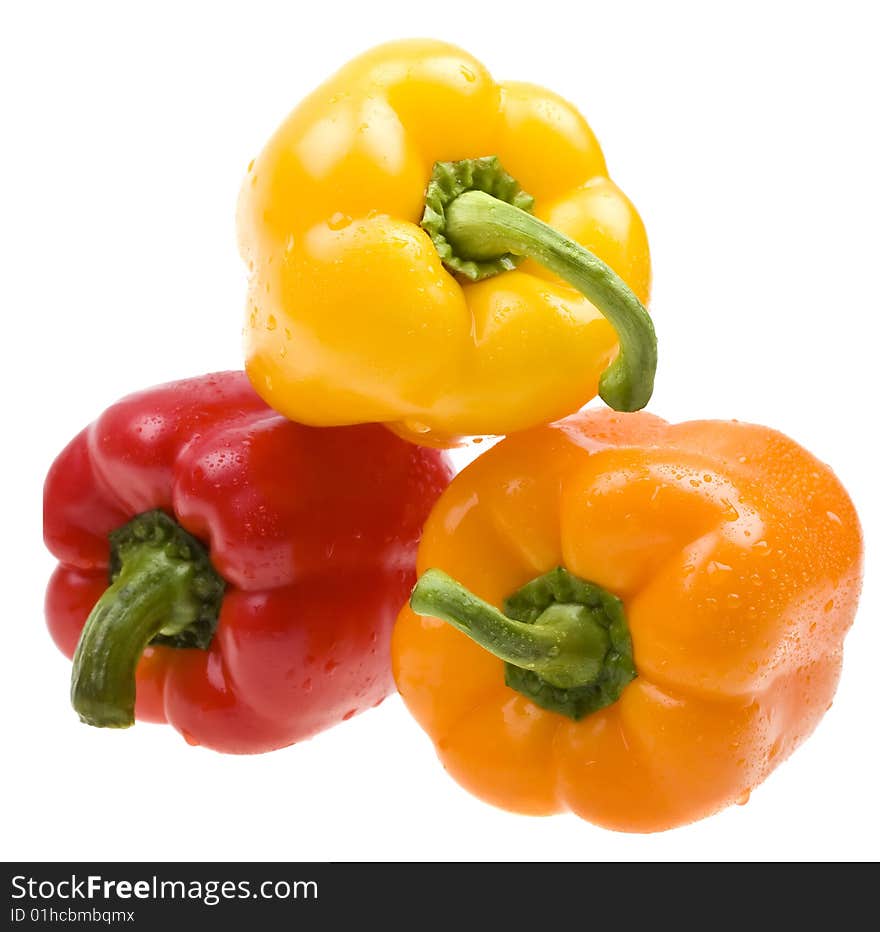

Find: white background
<box><xmin>2</xmin><ymin>1</ymin><xmax>877</xmax><ymax>861</ymax></box>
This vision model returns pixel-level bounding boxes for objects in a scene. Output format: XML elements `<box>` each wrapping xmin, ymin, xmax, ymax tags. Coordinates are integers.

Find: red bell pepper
<box><xmin>43</xmin><ymin>372</ymin><xmax>452</xmax><ymax>753</ymax></box>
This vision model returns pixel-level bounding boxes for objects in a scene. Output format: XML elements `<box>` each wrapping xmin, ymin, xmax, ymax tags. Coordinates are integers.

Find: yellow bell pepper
<box><xmin>238</xmin><ymin>39</ymin><xmax>656</xmax><ymax>444</ymax></box>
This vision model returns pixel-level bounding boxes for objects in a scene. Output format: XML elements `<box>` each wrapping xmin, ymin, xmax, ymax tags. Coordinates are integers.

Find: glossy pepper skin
<box><xmin>238</xmin><ymin>39</ymin><xmax>653</xmax><ymax>444</ymax></box>
<box><xmin>393</xmin><ymin>409</ymin><xmax>863</xmax><ymax>832</ymax></box>
<box><xmin>44</xmin><ymin>372</ymin><xmax>451</xmax><ymax>753</ymax></box>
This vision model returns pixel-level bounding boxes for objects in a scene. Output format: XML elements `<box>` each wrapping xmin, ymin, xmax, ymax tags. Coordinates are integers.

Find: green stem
<box><xmin>444</xmin><ymin>190</ymin><xmax>656</xmax><ymax>412</ymax></box>
<box><xmin>70</xmin><ymin>510</ymin><xmax>224</xmax><ymax>728</ymax></box>
<box><xmin>410</xmin><ymin>567</ymin><xmax>636</xmax><ymax>720</ymax></box>
<box><xmin>411</xmin><ymin>569</ymin><xmax>609</xmax><ymax>687</ymax></box>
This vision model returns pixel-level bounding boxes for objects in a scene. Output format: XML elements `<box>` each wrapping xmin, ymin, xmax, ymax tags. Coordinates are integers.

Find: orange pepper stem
<box><xmin>410</xmin><ymin>567</ymin><xmax>637</xmax><ymax>720</ymax></box>
<box><xmin>421</xmin><ymin>157</ymin><xmax>657</xmax><ymax>412</ymax></box>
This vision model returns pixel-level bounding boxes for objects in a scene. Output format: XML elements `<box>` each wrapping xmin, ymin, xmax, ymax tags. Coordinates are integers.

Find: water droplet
<box><xmin>707</xmin><ymin>560</ymin><xmax>732</xmax><ymax>574</ymax></box>
<box><xmin>826</xmin><ymin>511</ymin><xmax>842</xmax><ymax>525</ymax></box>
<box><xmin>460</xmin><ymin>66</ymin><xmax>476</xmax><ymax>82</ymax></box>
<box><xmin>266</xmin><ymin>315</ymin><xmax>277</xmax><ymax>331</ymax></box>
<box><xmin>720</xmin><ymin>498</ymin><xmax>740</xmax><ymax>521</ymax></box>
<box><xmin>735</xmin><ymin>790</ymin><xmax>751</xmax><ymax>806</ymax></box>
<box><xmin>403</xmin><ymin>419</ymin><xmax>431</xmax><ymax>435</ymax></box>
<box><xmin>342</xmin><ymin>709</ymin><xmax>357</xmax><ymax>721</ymax></box>
<box><xmin>327</xmin><ymin>212</ymin><xmax>352</xmax><ymax>230</ymax></box>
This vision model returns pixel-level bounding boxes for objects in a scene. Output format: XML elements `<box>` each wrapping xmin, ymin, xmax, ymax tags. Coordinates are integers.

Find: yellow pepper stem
<box><xmin>443</xmin><ymin>189</ymin><xmax>657</xmax><ymax>412</ymax></box>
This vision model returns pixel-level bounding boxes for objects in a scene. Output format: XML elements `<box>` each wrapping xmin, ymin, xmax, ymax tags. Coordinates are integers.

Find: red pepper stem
<box><xmin>70</xmin><ymin>510</ymin><xmax>224</xmax><ymax>729</ymax></box>
<box><xmin>72</xmin><ymin>552</ymin><xmax>193</xmax><ymax>727</ymax></box>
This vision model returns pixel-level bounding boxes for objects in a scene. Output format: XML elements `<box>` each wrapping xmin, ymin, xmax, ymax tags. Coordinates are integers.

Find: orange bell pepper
<box><xmin>393</xmin><ymin>409</ymin><xmax>863</xmax><ymax>832</ymax></box>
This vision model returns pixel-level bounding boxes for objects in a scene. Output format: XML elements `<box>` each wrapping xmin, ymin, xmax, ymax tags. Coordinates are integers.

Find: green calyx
<box><xmin>420</xmin><ymin>156</ymin><xmax>657</xmax><ymax>412</ymax></box>
<box><xmin>409</xmin><ymin>567</ymin><xmax>636</xmax><ymax>720</ymax></box>
<box><xmin>70</xmin><ymin>510</ymin><xmax>225</xmax><ymax>728</ymax></box>
<box><xmin>421</xmin><ymin>156</ymin><xmax>535</xmax><ymax>281</ymax></box>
